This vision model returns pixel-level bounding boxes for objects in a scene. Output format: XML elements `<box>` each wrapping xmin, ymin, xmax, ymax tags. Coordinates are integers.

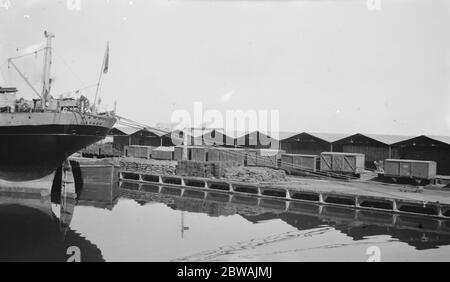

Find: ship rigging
<box><xmin>0</xmin><ymin>31</ymin><xmax>117</xmax><ymax>182</ymax></box>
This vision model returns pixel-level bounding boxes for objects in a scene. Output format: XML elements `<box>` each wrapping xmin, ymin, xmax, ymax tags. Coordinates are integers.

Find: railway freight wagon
<box><xmin>124</xmin><ymin>145</ymin><xmax>153</xmax><ymax>159</ymax></box>
<box><xmin>320</xmin><ymin>152</ymin><xmax>365</xmax><ymax>177</ymax></box>
<box><xmin>383</xmin><ymin>159</ymin><xmax>437</xmax><ymax>185</ymax></box>
<box><xmin>281</xmin><ymin>154</ymin><xmax>318</xmax><ymax>174</ymax></box>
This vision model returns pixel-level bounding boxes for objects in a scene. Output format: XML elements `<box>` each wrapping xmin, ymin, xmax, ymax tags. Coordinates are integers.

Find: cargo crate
<box><xmin>191</xmin><ymin>147</ymin><xmax>208</xmax><ymax>162</ymax></box>
<box><xmin>208</xmin><ymin>148</ymin><xmax>221</xmax><ymax>162</ymax></box>
<box><xmin>174</xmin><ymin>146</ymin><xmax>185</xmax><ymax>161</ymax></box>
<box><xmin>281</xmin><ymin>154</ymin><xmax>317</xmax><ymax>172</ymax></box>
<box><xmin>320</xmin><ymin>152</ymin><xmax>365</xmax><ymax>175</ymax></box>
<box><xmin>152</xmin><ymin>147</ymin><xmax>175</xmax><ymax>160</ymax></box>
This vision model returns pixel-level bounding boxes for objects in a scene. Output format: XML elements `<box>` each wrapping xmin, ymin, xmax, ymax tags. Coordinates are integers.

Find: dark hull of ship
<box><xmin>0</xmin><ymin>125</ymin><xmax>112</xmax><ymax>181</ymax></box>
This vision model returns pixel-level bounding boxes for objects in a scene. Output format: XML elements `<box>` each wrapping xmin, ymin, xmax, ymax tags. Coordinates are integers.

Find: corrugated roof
<box><xmin>279</xmin><ymin>132</ymin><xmax>415</xmax><ymax>144</ymax></box>
<box><xmin>111</xmin><ymin>126</ymin><xmax>142</xmax><ymax>136</ymax></box>
<box><xmin>279</xmin><ymin>132</ymin><xmax>350</xmax><ymax>143</ymax></box>
<box><xmin>276</xmin><ymin>132</ymin><xmax>299</xmax><ymax>140</ymax></box>
<box><xmin>389</xmin><ymin>135</ymin><xmax>450</xmax><ymax>146</ymax></box>
<box><xmin>332</xmin><ymin>133</ymin><xmax>414</xmax><ymax>145</ymax></box>
<box><xmin>307</xmin><ymin>132</ymin><xmax>350</xmax><ymax>143</ymax></box>
<box><xmin>201</xmin><ymin>129</ymin><xmax>235</xmax><ymax>138</ymax></box>
<box><xmin>144</xmin><ymin>127</ymin><xmax>169</xmax><ymax>137</ymax></box>
<box><xmin>235</xmin><ymin>131</ymin><xmax>277</xmax><ymax>140</ymax></box>
<box><xmin>425</xmin><ymin>135</ymin><xmax>450</xmax><ymax>145</ymax></box>
<box><xmin>111</xmin><ymin>126</ymin><xmax>168</xmax><ymax>137</ymax></box>
<box><xmin>362</xmin><ymin>134</ymin><xmax>414</xmax><ymax>145</ymax></box>
<box><xmin>224</xmin><ymin>130</ymin><xmax>247</xmax><ymax>139</ymax></box>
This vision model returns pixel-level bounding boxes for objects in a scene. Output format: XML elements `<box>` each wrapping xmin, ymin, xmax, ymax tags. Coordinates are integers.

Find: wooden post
<box><xmin>286</xmin><ymin>189</ymin><xmax>291</xmax><ymax>199</ymax></box>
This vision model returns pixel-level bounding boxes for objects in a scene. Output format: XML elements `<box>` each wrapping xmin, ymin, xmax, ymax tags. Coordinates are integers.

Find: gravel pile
<box><xmin>222</xmin><ymin>166</ymin><xmax>287</xmax><ymax>183</ymax></box>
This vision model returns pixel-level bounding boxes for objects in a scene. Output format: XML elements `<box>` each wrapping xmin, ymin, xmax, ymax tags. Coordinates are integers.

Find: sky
<box><xmin>0</xmin><ymin>0</ymin><xmax>449</xmax><ymax>136</ymax></box>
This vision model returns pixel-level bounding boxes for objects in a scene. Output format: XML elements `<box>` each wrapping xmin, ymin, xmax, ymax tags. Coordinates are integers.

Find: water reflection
<box><xmin>119</xmin><ymin>184</ymin><xmax>450</xmax><ymax>252</ymax></box>
<box><xmin>2</xmin><ymin>164</ymin><xmax>450</xmax><ymax>261</ymax></box>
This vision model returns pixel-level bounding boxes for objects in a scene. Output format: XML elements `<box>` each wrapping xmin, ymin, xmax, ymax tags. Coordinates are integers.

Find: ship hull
<box><xmin>0</xmin><ymin>113</ymin><xmax>116</xmax><ymax>181</ymax></box>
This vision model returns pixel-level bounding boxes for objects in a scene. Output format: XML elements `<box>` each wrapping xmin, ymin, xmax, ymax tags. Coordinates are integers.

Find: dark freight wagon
<box><xmin>124</xmin><ymin>145</ymin><xmax>153</xmax><ymax>159</ymax></box>
<box><xmin>320</xmin><ymin>152</ymin><xmax>365</xmax><ymax>176</ymax></box>
<box><xmin>383</xmin><ymin>159</ymin><xmax>437</xmax><ymax>184</ymax></box>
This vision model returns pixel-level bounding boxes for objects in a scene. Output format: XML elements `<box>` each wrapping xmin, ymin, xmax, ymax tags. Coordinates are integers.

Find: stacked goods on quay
<box><xmin>82</xmin><ymin>143</ymin><xmax>122</xmax><ymax>158</ymax></box>
<box><xmin>176</xmin><ymin>160</ymin><xmax>237</xmax><ymax>178</ymax></box>
<box><xmin>120</xmin><ymin>157</ymin><xmax>177</xmax><ymax>176</ymax></box>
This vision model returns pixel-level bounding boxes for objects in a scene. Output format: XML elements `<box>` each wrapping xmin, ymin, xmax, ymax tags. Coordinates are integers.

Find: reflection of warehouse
<box><xmin>279</xmin><ymin>132</ymin><xmax>348</xmax><ymax>155</ymax></box>
<box><xmin>332</xmin><ymin>134</ymin><xmax>412</xmax><ymax>169</ymax></box>
<box><xmin>243</xmin><ymin>211</ymin><xmax>450</xmax><ymax>250</ymax></box>
<box><xmin>390</xmin><ymin>135</ymin><xmax>450</xmax><ymax>175</ymax></box>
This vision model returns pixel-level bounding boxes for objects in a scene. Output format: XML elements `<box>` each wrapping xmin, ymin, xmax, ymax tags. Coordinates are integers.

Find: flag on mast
<box><xmin>103</xmin><ymin>42</ymin><xmax>109</xmax><ymax>74</ymax></box>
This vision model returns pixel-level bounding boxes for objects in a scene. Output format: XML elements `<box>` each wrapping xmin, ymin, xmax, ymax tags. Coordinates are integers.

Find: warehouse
<box><xmin>236</xmin><ymin>131</ymin><xmax>278</xmax><ymax>149</ymax></box>
<box><xmin>110</xmin><ymin>127</ymin><xmax>168</xmax><ymax>151</ymax></box>
<box><xmin>391</xmin><ymin>135</ymin><xmax>450</xmax><ymax>176</ymax></box>
<box><xmin>332</xmin><ymin>133</ymin><xmax>412</xmax><ymax>169</ymax></box>
<box><xmin>201</xmin><ymin>130</ymin><xmax>235</xmax><ymax>147</ymax></box>
<box><xmin>162</xmin><ymin>130</ymin><xmax>186</xmax><ymax>146</ymax></box>
<box><xmin>279</xmin><ymin>132</ymin><xmax>348</xmax><ymax>155</ymax></box>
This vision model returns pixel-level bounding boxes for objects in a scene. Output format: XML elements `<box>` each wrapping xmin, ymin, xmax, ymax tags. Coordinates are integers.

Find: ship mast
<box><xmin>41</xmin><ymin>31</ymin><xmax>54</xmax><ymax>109</ymax></box>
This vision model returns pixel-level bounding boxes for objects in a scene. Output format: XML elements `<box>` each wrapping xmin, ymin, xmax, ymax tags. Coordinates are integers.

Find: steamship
<box><xmin>0</xmin><ymin>32</ymin><xmax>116</xmax><ymax>181</ymax></box>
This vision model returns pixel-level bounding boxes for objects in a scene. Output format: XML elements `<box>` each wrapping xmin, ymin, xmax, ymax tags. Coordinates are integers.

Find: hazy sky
<box><xmin>0</xmin><ymin>0</ymin><xmax>449</xmax><ymax>136</ymax></box>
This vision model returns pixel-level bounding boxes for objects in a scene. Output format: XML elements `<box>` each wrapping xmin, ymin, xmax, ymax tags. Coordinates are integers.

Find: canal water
<box><xmin>2</xmin><ymin>174</ymin><xmax>450</xmax><ymax>262</ymax></box>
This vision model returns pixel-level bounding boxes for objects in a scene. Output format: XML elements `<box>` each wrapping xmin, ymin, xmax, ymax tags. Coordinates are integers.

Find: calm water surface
<box><xmin>2</xmin><ymin>176</ymin><xmax>450</xmax><ymax>262</ymax></box>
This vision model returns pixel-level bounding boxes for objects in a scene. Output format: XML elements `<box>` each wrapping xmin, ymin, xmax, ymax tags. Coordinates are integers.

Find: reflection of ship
<box><xmin>0</xmin><ymin>31</ymin><xmax>116</xmax><ymax>181</ymax></box>
<box><xmin>0</xmin><ymin>187</ymin><xmax>104</xmax><ymax>262</ymax></box>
